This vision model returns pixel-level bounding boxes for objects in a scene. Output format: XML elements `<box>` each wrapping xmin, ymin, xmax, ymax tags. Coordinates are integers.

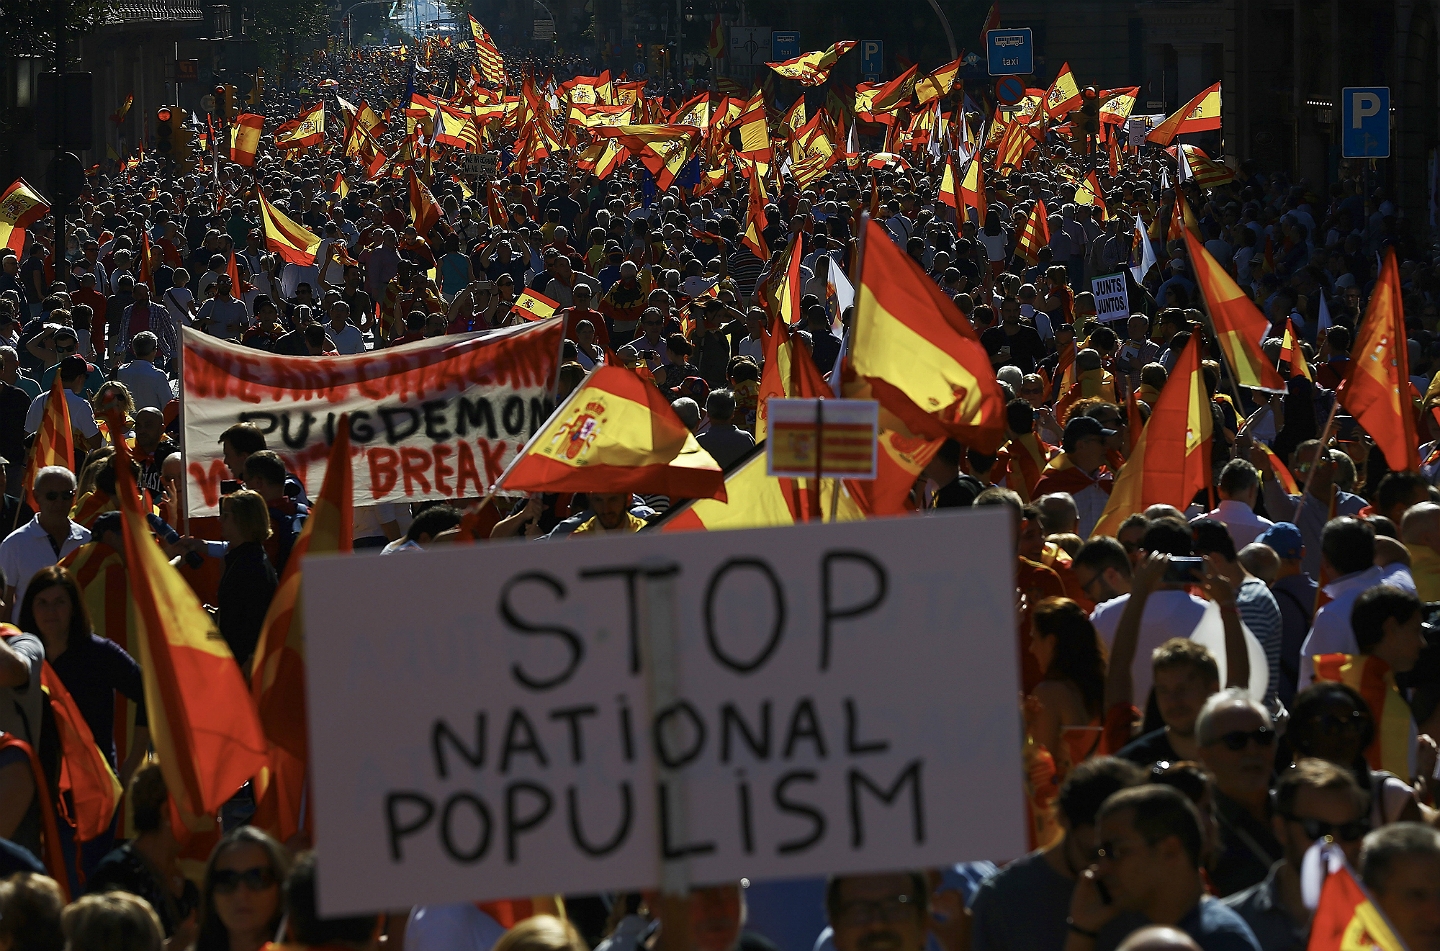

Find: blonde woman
<box><xmin>216</xmin><ymin>490</ymin><xmax>276</xmax><ymax>669</ymax></box>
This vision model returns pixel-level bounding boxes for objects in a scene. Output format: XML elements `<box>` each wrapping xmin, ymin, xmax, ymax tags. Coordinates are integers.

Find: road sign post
<box><xmin>1341</xmin><ymin>86</ymin><xmax>1390</xmax><ymax>158</ymax></box>
<box><xmin>986</xmin><ymin>28</ymin><xmax>1033</xmax><ymax>76</ymax></box>
<box><xmin>860</xmin><ymin>39</ymin><xmax>883</xmax><ymax>79</ymax></box>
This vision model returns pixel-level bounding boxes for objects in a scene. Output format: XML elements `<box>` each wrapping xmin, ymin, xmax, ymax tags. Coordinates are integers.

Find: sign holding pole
<box><xmin>303</xmin><ymin>512</ymin><xmax>1026</xmax><ymax>915</ymax></box>
<box><xmin>1090</xmin><ymin>272</ymin><xmax>1130</xmax><ymax>322</ymax></box>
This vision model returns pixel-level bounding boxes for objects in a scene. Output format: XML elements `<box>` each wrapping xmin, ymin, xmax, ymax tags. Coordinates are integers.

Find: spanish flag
<box><xmin>759</xmin><ymin>232</ymin><xmax>803</xmax><ymax>329</ymax></box>
<box><xmin>333</xmin><ymin>171</ymin><xmax>349</xmax><ymax>198</ymax></box>
<box><xmin>1145</xmin><ymin>81</ymin><xmax>1222</xmax><ymax>145</ymax></box>
<box><xmin>42</xmin><ymin>661</ymin><xmax>121</xmax><ymax>842</ymax></box>
<box><xmin>916</xmin><ymin>57</ymin><xmax>962</xmax><ymax>105</ymax></box>
<box><xmin>0</xmin><ymin>179</ymin><xmax>50</xmax><ymax>254</ymax></box>
<box><xmin>1044</xmin><ymin>61</ymin><xmax>1081</xmax><ymax>117</ymax></box>
<box><xmin>1313</xmin><ymin>653</ymin><xmax>1413</xmax><ymax>779</ymax></box>
<box><xmin>502</xmin><ymin>366</ymin><xmax>727</xmax><ymax>500</ymax></box>
<box><xmin>1278</xmin><ymin>318</ymin><xmax>1312</xmax><ymax>381</ymax></box>
<box><xmin>1015</xmin><ymin>198</ymin><xmax>1050</xmax><ymax>266</ymax></box>
<box><xmin>113</xmin><ymin>434</ymin><xmax>269</xmax><ymax>822</ymax></box>
<box><xmin>258</xmin><ymin>190</ymin><xmax>321</xmax><ymax>266</ymax></box>
<box><xmin>23</xmin><ymin>374</ymin><xmax>74</xmax><ymax>510</ymax></box>
<box><xmin>756</xmin><ymin>301</ymin><xmax>830</xmax><ymax>442</ymax></box>
<box><xmin>408</xmin><ymin>166</ymin><xmax>442</xmax><ymax>235</ymax></box>
<box><xmin>848</xmin><ymin>430</ymin><xmax>944</xmax><ymax>515</ymax></box>
<box><xmin>512</xmin><ymin>288</ymin><xmax>559</xmax><ymax>321</ymax></box>
<box><xmin>660</xmin><ymin>446</ymin><xmax>863</xmax><ymax>531</ymax></box>
<box><xmin>730</xmin><ymin>90</ymin><xmax>772</xmax><ymax>161</ymax></box>
<box><xmin>1183</xmin><ymin>228</ymin><xmax>1286</xmax><ymax>393</ymax></box>
<box><xmin>850</xmin><ymin>218</ymin><xmax>1006</xmax><ymax>452</ymax></box>
<box><xmin>741</xmin><ymin>166</ymin><xmax>770</xmax><ymax>260</ymax></box>
<box><xmin>767</xmin><ymin>41</ymin><xmax>857</xmax><ymax>86</ymax></box>
<box><xmin>1092</xmin><ymin>334</ymin><xmax>1212</xmax><ymax>537</ymax></box>
<box><xmin>1308</xmin><ymin>853</ymin><xmax>1405</xmax><ymax>951</ymax></box>
<box><xmin>229</xmin><ymin>113</ymin><xmax>264</xmax><ymax>167</ymax></box>
<box><xmin>1338</xmin><ymin>249</ymin><xmax>1420</xmax><ymax>473</ymax></box>
<box><xmin>275</xmin><ymin>102</ymin><xmax>325</xmax><ymax>149</ymax></box>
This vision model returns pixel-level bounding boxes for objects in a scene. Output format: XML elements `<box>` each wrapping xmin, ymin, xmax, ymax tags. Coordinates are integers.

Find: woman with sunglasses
<box><xmin>1028</xmin><ymin>597</ymin><xmax>1108</xmax><ymax>781</ymax></box>
<box><xmin>194</xmin><ymin>827</ymin><xmax>289</xmax><ymax>951</ymax></box>
<box><xmin>1288</xmin><ymin>682</ymin><xmax>1423</xmax><ymax>828</ymax></box>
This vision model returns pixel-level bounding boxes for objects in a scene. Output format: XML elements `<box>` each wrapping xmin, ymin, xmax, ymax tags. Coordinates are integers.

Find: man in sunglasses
<box><xmin>1196</xmin><ymin>689</ymin><xmax>1282</xmax><ymax>897</ymax></box>
<box><xmin>0</xmin><ymin>465</ymin><xmax>90</xmax><ymax>620</ymax></box>
<box><xmin>1221</xmin><ymin>759</ymin><xmax>1367</xmax><ymax>950</ymax></box>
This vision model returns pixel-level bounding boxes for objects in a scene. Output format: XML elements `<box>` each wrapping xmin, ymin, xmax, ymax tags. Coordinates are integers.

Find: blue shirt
<box><xmin>1176</xmin><ymin>895</ymin><xmax>1262</xmax><ymax>951</ymax></box>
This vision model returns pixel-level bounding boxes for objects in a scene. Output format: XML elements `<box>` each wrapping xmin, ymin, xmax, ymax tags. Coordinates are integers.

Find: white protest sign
<box><xmin>1091</xmin><ymin>272</ymin><xmax>1130</xmax><ymax>322</ymax></box>
<box><xmin>303</xmin><ymin>510</ymin><xmax>1025</xmax><ymax>915</ymax></box>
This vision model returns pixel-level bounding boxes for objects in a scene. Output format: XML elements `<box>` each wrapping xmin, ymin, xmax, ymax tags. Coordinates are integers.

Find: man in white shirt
<box><xmin>1298</xmin><ymin>517</ymin><xmax>1415</xmax><ymax>687</ymax></box>
<box><xmin>158</xmin><ymin>268</ymin><xmax>195</xmax><ymax>327</ymax></box>
<box><xmin>0</xmin><ymin>466</ymin><xmax>90</xmax><ymax>617</ymax></box>
<box><xmin>116</xmin><ymin>332</ymin><xmax>174</xmax><ymax>410</ymax></box>
<box><xmin>1090</xmin><ymin>518</ymin><xmax>1211</xmax><ymax>701</ymax></box>
<box><xmin>1196</xmin><ymin>459</ymin><xmax>1274</xmax><ymax>550</ymax></box>
<box><xmin>325</xmin><ymin>300</ymin><xmax>365</xmax><ymax>355</ymax></box>
<box><xmin>24</xmin><ymin>356</ymin><xmax>103</xmax><ymax>451</ymax></box>
<box><xmin>194</xmin><ymin>275</ymin><xmax>249</xmax><ymax>340</ymax></box>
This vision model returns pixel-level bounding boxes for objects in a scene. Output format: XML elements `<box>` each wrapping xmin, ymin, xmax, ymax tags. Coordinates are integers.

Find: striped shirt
<box><xmin>1237</xmin><ymin>577</ymin><xmax>1282</xmax><ymax>704</ymax></box>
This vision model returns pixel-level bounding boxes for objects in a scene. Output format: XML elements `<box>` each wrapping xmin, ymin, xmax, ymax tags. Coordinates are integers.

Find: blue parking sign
<box><xmin>1342</xmin><ymin>87</ymin><xmax>1390</xmax><ymax>158</ymax></box>
<box><xmin>986</xmin><ymin>28</ymin><xmax>1032</xmax><ymax>76</ymax></box>
<box><xmin>771</xmin><ymin>31</ymin><xmax>800</xmax><ymax>61</ymax></box>
<box><xmin>860</xmin><ymin>39</ymin><xmax>883</xmax><ymax>77</ymax></box>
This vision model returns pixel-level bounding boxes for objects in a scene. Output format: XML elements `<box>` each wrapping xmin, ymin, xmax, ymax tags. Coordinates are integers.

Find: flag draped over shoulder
<box><xmin>850</xmin><ymin>219</ymin><xmax>1006</xmax><ymax>452</ymax></box>
<box><xmin>502</xmin><ymin>366</ymin><xmax>726</xmax><ymax>500</ymax></box>
<box><xmin>1182</xmin><ymin>229</ymin><xmax>1285</xmax><ymax>393</ymax></box>
<box><xmin>1338</xmin><ymin>248</ymin><xmax>1420</xmax><ymax>473</ymax></box>
<box><xmin>258</xmin><ymin>190</ymin><xmax>321</xmax><ymax>266</ymax></box>
<box><xmin>24</xmin><ymin>374</ymin><xmax>73</xmax><ymax>510</ymax></box>
<box><xmin>1092</xmin><ymin>335</ymin><xmax>1212</xmax><ymax>537</ymax></box>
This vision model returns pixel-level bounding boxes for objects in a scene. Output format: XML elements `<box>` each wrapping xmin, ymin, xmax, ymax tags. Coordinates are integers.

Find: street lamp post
<box><xmin>342</xmin><ymin>0</ymin><xmax>390</xmax><ymax>45</ymax></box>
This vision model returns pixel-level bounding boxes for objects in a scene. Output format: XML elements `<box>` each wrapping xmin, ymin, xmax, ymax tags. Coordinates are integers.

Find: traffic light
<box><xmin>156</xmin><ymin>106</ymin><xmax>174</xmax><ymax>155</ymax></box>
<box><xmin>214</xmin><ymin>85</ymin><xmax>234</xmax><ymax>123</ymax></box>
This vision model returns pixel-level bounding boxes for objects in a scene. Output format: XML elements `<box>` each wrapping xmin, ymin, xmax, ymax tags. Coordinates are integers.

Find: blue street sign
<box><xmin>995</xmin><ymin>76</ymin><xmax>1025</xmax><ymax>105</ymax></box>
<box><xmin>771</xmin><ymin>31</ymin><xmax>800</xmax><ymax>61</ymax></box>
<box><xmin>986</xmin><ymin>28</ymin><xmax>1033</xmax><ymax>76</ymax></box>
<box><xmin>1342</xmin><ymin>86</ymin><xmax>1390</xmax><ymax>158</ymax></box>
<box><xmin>860</xmin><ymin>39</ymin><xmax>883</xmax><ymax>77</ymax></box>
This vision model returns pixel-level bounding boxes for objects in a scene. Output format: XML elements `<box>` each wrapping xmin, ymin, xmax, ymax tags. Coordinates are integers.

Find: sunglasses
<box><xmin>1216</xmin><ymin>727</ymin><xmax>1274</xmax><ymax>751</ymax></box>
<box><xmin>212</xmin><ymin>866</ymin><xmax>278</xmax><ymax>894</ymax></box>
<box><xmin>43</xmin><ymin>489</ymin><xmax>75</xmax><ymax>502</ymax></box>
<box><xmin>1310</xmin><ymin>710</ymin><xmax>1367</xmax><ymax>736</ymax></box>
<box><xmin>1282</xmin><ymin>813</ymin><xmax>1369</xmax><ymax>842</ymax></box>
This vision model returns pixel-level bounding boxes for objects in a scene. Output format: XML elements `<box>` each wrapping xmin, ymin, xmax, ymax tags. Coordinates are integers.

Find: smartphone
<box><xmin>220</xmin><ymin>479</ymin><xmax>241</xmax><ymax>495</ymax></box>
<box><xmin>1163</xmin><ymin>556</ymin><xmax>1206</xmax><ymax>585</ymax></box>
<box><xmin>1335</xmin><ymin>414</ymin><xmax>1357</xmax><ymax>440</ymax></box>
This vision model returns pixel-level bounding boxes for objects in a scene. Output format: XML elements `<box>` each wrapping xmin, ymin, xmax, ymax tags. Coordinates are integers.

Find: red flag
<box><xmin>1337</xmin><ymin>249</ymin><xmax>1420</xmax><ymax>473</ymax></box>
<box><xmin>1308</xmin><ymin>855</ymin><xmax>1405</xmax><ymax>951</ymax></box>
<box><xmin>23</xmin><ymin>374</ymin><xmax>74</xmax><ymax>510</ymax></box>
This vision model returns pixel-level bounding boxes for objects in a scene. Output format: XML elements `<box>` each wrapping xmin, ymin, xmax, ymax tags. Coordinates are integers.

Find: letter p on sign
<box><xmin>1342</xmin><ymin>86</ymin><xmax>1389</xmax><ymax>158</ymax></box>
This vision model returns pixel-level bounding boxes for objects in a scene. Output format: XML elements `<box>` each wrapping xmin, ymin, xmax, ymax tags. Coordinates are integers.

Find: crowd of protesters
<box><xmin>2</xmin><ymin>21</ymin><xmax>1440</xmax><ymax>951</ymax></box>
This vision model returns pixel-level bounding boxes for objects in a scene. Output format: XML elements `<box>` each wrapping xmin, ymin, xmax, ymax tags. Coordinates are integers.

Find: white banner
<box><xmin>1091</xmin><ymin>272</ymin><xmax>1130</xmax><ymax>321</ymax></box>
<box><xmin>181</xmin><ymin>321</ymin><xmax>562</xmax><ymax>516</ymax></box>
<box><xmin>303</xmin><ymin>510</ymin><xmax>1026</xmax><ymax>915</ymax></box>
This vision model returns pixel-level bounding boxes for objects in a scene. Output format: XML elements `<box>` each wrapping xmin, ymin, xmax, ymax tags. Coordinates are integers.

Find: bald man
<box><xmin>1236</xmin><ymin>543</ymin><xmax>1279</xmax><ymax>586</ymax></box>
<box><xmin>1116</xmin><ymin>927</ymin><xmax>1202</xmax><ymax>951</ymax></box>
<box><xmin>1401</xmin><ymin>501</ymin><xmax>1440</xmax><ymax>602</ymax></box>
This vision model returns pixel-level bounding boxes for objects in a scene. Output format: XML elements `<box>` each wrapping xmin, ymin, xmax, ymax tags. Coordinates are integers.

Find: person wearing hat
<box><xmin>1254</xmin><ymin>524</ymin><xmax>1313</xmax><ymax>706</ymax></box>
<box><xmin>1033</xmin><ymin>415</ymin><xmax>1116</xmax><ymax>538</ymax></box>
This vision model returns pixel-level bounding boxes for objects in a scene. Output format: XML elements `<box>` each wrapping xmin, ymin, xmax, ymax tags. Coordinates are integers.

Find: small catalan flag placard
<box><xmin>767</xmin><ymin>398</ymin><xmax>879</xmax><ymax>480</ymax></box>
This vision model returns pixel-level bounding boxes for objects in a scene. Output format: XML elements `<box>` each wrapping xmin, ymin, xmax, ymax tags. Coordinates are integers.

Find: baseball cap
<box><xmin>1062</xmin><ymin>415</ymin><xmax>1115</xmax><ymax>452</ymax></box>
<box><xmin>1258</xmin><ymin>522</ymin><xmax>1304</xmax><ymax>560</ymax></box>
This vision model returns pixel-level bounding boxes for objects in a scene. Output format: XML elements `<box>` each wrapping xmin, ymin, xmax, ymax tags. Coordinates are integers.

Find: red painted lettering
<box><xmin>368</xmin><ymin>448</ymin><xmax>399</xmax><ymax>498</ymax></box>
<box><xmin>432</xmin><ymin>444</ymin><xmax>455</xmax><ymax>496</ymax></box>
<box><xmin>188</xmin><ymin>459</ymin><xmax>230</xmax><ymax>510</ymax></box>
<box><xmin>479</xmin><ymin>439</ymin><xmax>508</xmax><ymax>487</ymax></box>
<box><xmin>400</xmin><ymin>447</ymin><xmax>433</xmax><ymax>495</ymax></box>
<box><xmin>454</xmin><ymin>441</ymin><xmax>484</xmax><ymax>497</ymax></box>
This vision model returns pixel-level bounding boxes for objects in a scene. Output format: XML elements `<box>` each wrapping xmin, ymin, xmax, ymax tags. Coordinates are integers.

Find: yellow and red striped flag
<box><xmin>1182</xmin><ymin>228</ymin><xmax>1285</xmax><ymax>393</ymax></box>
<box><xmin>0</xmin><ymin>179</ymin><xmax>50</xmax><ymax>254</ymax></box>
<box><xmin>1015</xmin><ymin>198</ymin><xmax>1051</xmax><ymax>266</ymax></box>
<box><xmin>512</xmin><ymin>288</ymin><xmax>559</xmax><ymax>321</ymax></box>
<box><xmin>1278</xmin><ymin>318</ymin><xmax>1312</xmax><ymax>381</ymax></box>
<box><xmin>275</xmin><ymin>102</ymin><xmax>325</xmax><ymax>149</ymax></box>
<box><xmin>42</xmin><ymin>661</ymin><xmax>121</xmax><ymax>842</ymax></box>
<box><xmin>23</xmin><ymin>374</ymin><xmax>74</xmax><ymax>510</ymax></box>
<box><xmin>938</xmin><ymin>153</ymin><xmax>961</xmax><ymax>212</ymax></box>
<box><xmin>113</xmin><ymin>436</ymin><xmax>269</xmax><ymax>823</ymax></box>
<box><xmin>257</xmin><ymin>189</ymin><xmax>321</xmax><ymax>266</ymax></box>
<box><xmin>1307</xmin><ymin>853</ymin><xmax>1405</xmax><ymax>951</ymax></box>
<box><xmin>1146</xmin><ymin>81</ymin><xmax>1222</xmax><ymax>145</ymax></box>
<box><xmin>1338</xmin><ymin>248</ymin><xmax>1420</xmax><ymax>473</ymax></box>
<box><xmin>407</xmin><ymin>166</ymin><xmax>442</xmax><ymax>235</ymax></box>
<box><xmin>850</xmin><ymin>218</ymin><xmax>1006</xmax><ymax>451</ymax></box>
<box><xmin>229</xmin><ymin>114</ymin><xmax>264</xmax><ymax>166</ymax></box>
<box><xmin>916</xmin><ymin>57</ymin><xmax>962</xmax><ymax>105</ymax></box>
<box><xmin>1092</xmin><ymin>334</ymin><xmax>1212</xmax><ymax>537</ymax></box>
<box><xmin>756</xmin><ymin>302</ymin><xmax>830</xmax><ymax>443</ymax></box>
<box><xmin>1258</xmin><ymin>442</ymin><xmax>1300</xmax><ymax>496</ymax></box>
<box><xmin>502</xmin><ymin>365</ymin><xmax>726</xmax><ymax>500</ymax></box>
<box><xmin>741</xmin><ymin>166</ymin><xmax>770</xmax><ymax>260</ymax></box>
<box><xmin>1044</xmin><ymin>61</ymin><xmax>1081</xmax><ymax>117</ymax></box>
<box><xmin>759</xmin><ymin>232</ymin><xmax>803</xmax><ymax>328</ymax></box>
<box><xmin>766</xmin><ymin>41</ymin><xmax>857</xmax><ymax>86</ymax></box>
<box><xmin>332</xmin><ymin>171</ymin><xmax>349</xmax><ymax>198</ymax></box>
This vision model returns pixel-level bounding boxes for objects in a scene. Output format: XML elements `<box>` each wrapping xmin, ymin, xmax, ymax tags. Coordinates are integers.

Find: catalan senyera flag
<box><xmin>1279</xmin><ymin>318</ymin><xmax>1313</xmax><ymax>382</ymax></box>
<box><xmin>915</xmin><ymin>57</ymin><xmax>962</xmax><ymax>105</ymax></box>
<box><xmin>512</xmin><ymin>288</ymin><xmax>559</xmax><ymax>322</ymax></box>
<box><xmin>1308</xmin><ymin>853</ymin><xmax>1405</xmax><ymax>951</ymax></box>
<box><xmin>1338</xmin><ymin>248</ymin><xmax>1420</xmax><ymax>473</ymax></box>
<box><xmin>661</xmin><ymin>446</ymin><xmax>864</xmax><ymax>531</ymax></box>
<box><xmin>759</xmin><ymin>232</ymin><xmax>803</xmax><ymax>329</ymax></box>
<box><xmin>767</xmin><ymin>41</ymin><xmax>857</xmax><ymax>86</ymax></box>
<box><xmin>407</xmin><ymin>167</ymin><xmax>442</xmax><ymax>236</ymax></box>
<box><xmin>1015</xmin><ymin>198</ymin><xmax>1051</xmax><ymax>266</ymax></box>
<box><xmin>850</xmin><ymin>218</ymin><xmax>1006</xmax><ymax>452</ymax></box>
<box><xmin>228</xmin><ymin>114</ymin><xmax>264</xmax><ymax>166</ymax></box>
<box><xmin>0</xmin><ymin>179</ymin><xmax>50</xmax><ymax>254</ymax></box>
<box><xmin>1044</xmin><ymin>61</ymin><xmax>1082</xmax><ymax>117</ymax></box>
<box><xmin>1092</xmin><ymin>334</ymin><xmax>1212</xmax><ymax>537</ymax></box>
<box><xmin>275</xmin><ymin>102</ymin><xmax>325</xmax><ymax>149</ymax></box>
<box><xmin>252</xmin><ymin>415</ymin><xmax>353</xmax><ymax>768</ymax></box>
<box><xmin>503</xmin><ymin>365</ymin><xmax>727</xmax><ymax>500</ymax></box>
<box><xmin>23</xmin><ymin>374</ymin><xmax>74</xmax><ymax>510</ymax></box>
<box><xmin>113</xmin><ymin>436</ymin><xmax>269</xmax><ymax>821</ymax></box>
<box><xmin>1182</xmin><ymin>229</ymin><xmax>1286</xmax><ymax>393</ymax></box>
<box><xmin>257</xmin><ymin>190</ymin><xmax>321</xmax><ymax>267</ymax></box>
<box><xmin>1146</xmin><ymin>81</ymin><xmax>1222</xmax><ymax>145</ymax></box>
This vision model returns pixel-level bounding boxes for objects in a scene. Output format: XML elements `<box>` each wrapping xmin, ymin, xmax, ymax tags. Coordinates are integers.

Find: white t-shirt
<box><xmin>24</xmin><ymin>389</ymin><xmax>101</xmax><ymax>437</ymax></box>
<box><xmin>1091</xmin><ymin>590</ymin><xmax>1210</xmax><ymax>701</ymax></box>
<box><xmin>160</xmin><ymin>285</ymin><xmax>195</xmax><ymax>326</ymax></box>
